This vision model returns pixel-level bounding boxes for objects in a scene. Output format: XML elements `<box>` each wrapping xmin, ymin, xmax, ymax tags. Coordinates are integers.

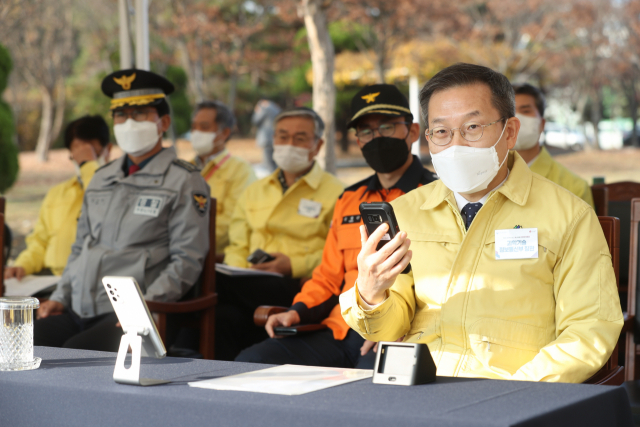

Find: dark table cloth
<box><xmin>0</xmin><ymin>347</ymin><xmax>633</xmax><ymax>427</ymax></box>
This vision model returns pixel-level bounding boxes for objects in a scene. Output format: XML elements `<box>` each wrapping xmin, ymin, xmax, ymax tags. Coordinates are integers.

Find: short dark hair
<box><xmin>513</xmin><ymin>83</ymin><xmax>545</xmax><ymax>117</ymax></box>
<box><xmin>419</xmin><ymin>63</ymin><xmax>515</xmax><ymax>127</ymax></box>
<box><xmin>193</xmin><ymin>100</ymin><xmax>236</xmax><ymax>141</ymax></box>
<box><xmin>64</xmin><ymin>115</ymin><xmax>110</xmax><ymax>149</ymax></box>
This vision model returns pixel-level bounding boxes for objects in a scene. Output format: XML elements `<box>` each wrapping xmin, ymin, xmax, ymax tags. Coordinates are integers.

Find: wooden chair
<box><xmin>584</xmin><ymin>216</ymin><xmax>625</xmax><ymax>385</ymax></box>
<box><xmin>591</xmin><ymin>186</ymin><xmax>608</xmax><ymax>216</ymax></box>
<box><xmin>145</xmin><ymin>198</ymin><xmax>218</xmax><ymax>360</ymax></box>
<box><xmin>592</xmin><ymin>182</ymin><xmax>640</xmax><ymax>296</ymax></box>
<box><xmin>254</xmin><ymin>305</ymin><xmax>288</xmax><ymax>327</ymax></box>
<box><xmin>624</xmin><ymin>198</ymin><xmax>640</xmax><ymax>381</ymax></box>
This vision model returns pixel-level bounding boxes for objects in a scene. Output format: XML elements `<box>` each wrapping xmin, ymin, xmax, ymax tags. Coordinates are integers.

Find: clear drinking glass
<box><xmin>0</xmin><ymin>296</ymin><xmax>41</xmax><ymax>371</ymax></box>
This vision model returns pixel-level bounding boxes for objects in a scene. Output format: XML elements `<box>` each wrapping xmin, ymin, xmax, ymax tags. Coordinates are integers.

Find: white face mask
<box><xmin>190</xmin><ymin>130</ymin><xmax>218</xmax><ymax>156</ymax></box>
<box><xmin>114</xmin><ymin>118</ymin><xmax>160</xmax><ymax>157</ymax></box>
<box><xmin>514</xmin><ymin>114</ymin><xmax>542</xmax><ymax>150</ymax></box>
<box><xmin>273</xmin><ymin>145</ymin><xmax>313</xmax><ymax>174</ymax></box>
<box><xmin>430</xmin><ymin>119</ymin><xmax>509</xmax><ymax>195</ymax></box>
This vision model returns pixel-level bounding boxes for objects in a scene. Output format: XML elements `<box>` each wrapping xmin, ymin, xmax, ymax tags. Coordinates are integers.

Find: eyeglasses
<box><xmin>355</xmin><ymin>122</ymin><xmax>410</xmax><ymax>143</ymax></box>
<box><xmin>426</xmin><ymin>118</ymin><xmax>505</xmax><ymax>146</ymax></box>
<box><xmin>112</xmin><ymin>109</ymin><xmax>157</xmax><ymax>124</ymax></box>
<box><xmin>274</xmin><ymin>132</ymin><xmax>316</xmax><ymax>147</ymax></box>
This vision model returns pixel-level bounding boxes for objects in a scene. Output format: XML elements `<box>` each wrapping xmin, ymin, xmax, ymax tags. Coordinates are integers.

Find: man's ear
<box><xmin>406</xmin><ymin>122</ymin><xmax>420</xmax><ymax>143</ymax></box>
<box><xmin>220</xmin><ymin>127</ymin><xmax>231</xmax><ymax>142</ymax></box>
<box><xmin>160</xmin><ymin>115</ymin><xmax>171</xmax><ymax>133</ymax></box>
<box><xmin>312</xmin><ymin>139</ymin><xmax>324</xmax><ymax>159</ymax></box>
<box><xmin>505</xmin><ymin>117</ymin><xmax>520</xmax><ymax>150</ymax></box>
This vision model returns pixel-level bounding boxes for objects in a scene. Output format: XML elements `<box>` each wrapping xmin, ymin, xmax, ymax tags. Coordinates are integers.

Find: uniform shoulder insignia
<box><xmin>173</xmin><ymin>159</ymin><xmax>200</xmax><ymax>173</ymax></box>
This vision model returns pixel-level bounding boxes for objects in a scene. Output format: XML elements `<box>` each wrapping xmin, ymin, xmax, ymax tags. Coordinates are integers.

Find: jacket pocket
<box><xmin>468</xmin><ymin>318</ymin><xmax>546</xmax><ymax>375</ymax></box>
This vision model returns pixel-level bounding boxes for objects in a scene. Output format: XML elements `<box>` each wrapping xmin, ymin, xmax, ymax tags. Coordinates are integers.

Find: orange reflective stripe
<box><xmin>204</xmin><ymin>153</ymin><xmax>231</xmax><ymax>181</ymax></box>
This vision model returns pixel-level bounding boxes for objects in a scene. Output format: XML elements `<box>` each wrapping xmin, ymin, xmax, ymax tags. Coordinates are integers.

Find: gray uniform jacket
<box><xmin>49</xmin><ymin>147</ymin><xmax>210</xmax><ymax>318</ymax></box>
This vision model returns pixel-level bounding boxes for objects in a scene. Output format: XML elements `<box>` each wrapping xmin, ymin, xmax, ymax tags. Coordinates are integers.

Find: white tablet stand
<box><xmin>102</xmin><ymin>276</ymin><xmax>170</xmax><ymax>387</ymax></box>
<box><xmin>113</xmin><ymin>327</ymin><xmax>169</xmax><ymax>386</ymax></box>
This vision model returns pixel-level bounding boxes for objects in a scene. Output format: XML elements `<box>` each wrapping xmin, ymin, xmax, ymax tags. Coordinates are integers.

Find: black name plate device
<box><xmin>373</xmin><ymin>342</ymin><xmax>436</xmax><ymax>386</ymax></box>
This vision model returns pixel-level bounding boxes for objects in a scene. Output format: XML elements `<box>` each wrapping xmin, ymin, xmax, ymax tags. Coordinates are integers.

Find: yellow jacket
<box><xmin>529</xmin><ymin>146</ymin><xmax>594</xmax><ymax>209</ymax></box>
<box><xmin>341</xmin><ymin>152</ymin><xmax>622</xmax><ymax>383</ymax></box>
<box><xmin>14</xmin><ymin>161</ymin><xmax>99</xmax><ymax>276</ymax></box>
<box><xmin>225</xmin><ymin>162</ymin><xmax>344</xmax><ymax>278</ymax></box>
<box><xmin>193</xmin><ymin>149</ymin><xmax>256</xmax><ymax>254</ymax></box>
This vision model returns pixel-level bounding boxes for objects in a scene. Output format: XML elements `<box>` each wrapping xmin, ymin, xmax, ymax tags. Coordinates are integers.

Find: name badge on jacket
<box><xmin>495</xmin><ymin>228</ymin><xmax>538</xmax><ymax>260</ymax></box>
<box><xmin>298</xmin><ymin>198</ymin><xmax>322</xmax><ymax>218</ymax></box>
<box><xmin>133</xmin><ymin>196</ymin><xmax>164</xmax><ymax>217</ymax></box>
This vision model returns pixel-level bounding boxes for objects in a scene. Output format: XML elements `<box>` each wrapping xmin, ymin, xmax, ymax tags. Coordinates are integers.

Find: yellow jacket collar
<box><xmin>270</xmin><ymin>161</ymin><xmax>324</xmax><ymax>190</ymax></box>
<box><xmin>420</xmin><ymin>151</ymin><xmax>532</xmax><ymax>211</ymax></box>
<box><xmin>528</xmin><ymin>146</ymin><xmax>552</xmax><ymax>177</ymax></box>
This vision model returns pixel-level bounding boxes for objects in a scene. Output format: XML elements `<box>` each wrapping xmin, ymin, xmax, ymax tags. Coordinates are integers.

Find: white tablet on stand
<box><xmin>102</xmin><ymin>276</ymin><xmax>169</xmax><ymax>386</ymax></box>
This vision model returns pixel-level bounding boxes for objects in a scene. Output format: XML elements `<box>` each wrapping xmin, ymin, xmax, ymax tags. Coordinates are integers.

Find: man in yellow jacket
<box><xmin>4</xmin><ymin>115</ymin><xmax>111</xmax><ymax>279</ymax></box>
<box><xmin>341</xmin><ymin>63</ymin><xmax>623</xmax><ymax>383</ymax></box>
<box><xmin>512</xmin><ymin>83</ymin><xmax>594</xmax><ymax>208</ymax></box>
<box><xmin>216</xmin><ymin>107</ymin><xmax>344</xmax><ymax>360</ymax></box>
<box><xmin>189</xmin><ymin>100</ymin><xmax>256</xmax><ymax>254</ymax></box>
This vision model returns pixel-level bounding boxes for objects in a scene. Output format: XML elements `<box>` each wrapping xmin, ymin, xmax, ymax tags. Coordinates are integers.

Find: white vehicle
<box><xmin>542</xmin><ymin>122</ymin><xmax>586</xmax><ymax>150</ymax></box>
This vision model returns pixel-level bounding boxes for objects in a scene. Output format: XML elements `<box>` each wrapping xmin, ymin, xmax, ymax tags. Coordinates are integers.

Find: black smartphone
<box><xmin>359</xmin><ymin>202</ymin><xmax>411</xmax><ymax>274</ymax></box>
<box><xmin>247</xmin><ymin>248</ymin><xmax>276</xmax><ymax>265</ymax></box>
<box><xmin>273</xmin><ymin>324</ymin><xmax>328</xmax><ymax>336</ymax></box>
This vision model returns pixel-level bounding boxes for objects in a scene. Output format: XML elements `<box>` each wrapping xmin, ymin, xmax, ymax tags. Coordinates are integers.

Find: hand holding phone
<box><xmin>356</xmin><ymin>202</ymin><xmax>412</xmax><ymax>306</ymax></box>
<box><xmin>247</xmin><ymin>248</ymin><xmax>276</xmax><ymax>265</ymax></box>
<box><xmin>359</xmin><ymin>202</ymin><xmax>411</xmax><ymax>274</ymax></box>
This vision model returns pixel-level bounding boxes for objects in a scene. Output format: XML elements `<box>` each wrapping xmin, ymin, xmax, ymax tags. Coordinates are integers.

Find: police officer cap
<box><xmin>101</xmin><ymin>68</ymin><xmax>174</xmax><ymax>111</ymax></box>
<box><xmin>347</xmin><ymin>84</ymin><xmax>413</xmax><ymax>129</ymax></box>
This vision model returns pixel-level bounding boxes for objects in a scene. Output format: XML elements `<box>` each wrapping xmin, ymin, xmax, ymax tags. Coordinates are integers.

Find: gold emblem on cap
<box><xmin>113</xmin><ymin>73</ymin><xmax>137</xmax><ymax>90</ymax></box>
<box><xmin>361</xmin><ymin>92</ymin><xmax>380</xmax><ymax>104</ymax></box>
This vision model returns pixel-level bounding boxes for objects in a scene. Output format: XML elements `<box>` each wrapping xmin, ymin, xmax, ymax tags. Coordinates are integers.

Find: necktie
<box><xmin>461</xmin><ymin>202</ymin><xmax>483</xmax><ymax>230</ymax></box>
<box><xmin>128</xmin><ymin>163</ymin><xmax>141</xmax><ymax>176</ymax></box>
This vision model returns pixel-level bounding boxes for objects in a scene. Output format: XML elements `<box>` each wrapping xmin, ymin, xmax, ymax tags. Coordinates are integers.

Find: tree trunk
<box><xmin>35</xmin><ymin>85</ymin><xmax>54</xmax><ymax>162</ymax></box>
<box><xmin>625</xmin><ymin>76</ymin><xmax>639</xmax><ymax>148</ymax></box>
<box><xmin>300</xmin><ymin>0</ymin><xmax>336</xmax><ymax>174</ymax></box>
<box><xmin>49</xmin><ymin>78</ymin><xmax>66</xmax><ymax>147</ymax></box>
<box><xmin>227</xmin><ymin>38</ymin><xmax>245</xmax><ymax>111</ymax></box>
<box><xmin>374</xmin><ymin>49</ymin><xmax>385</xmax><ymax>84</ymax></box>
<box><xmin>590</xmin><ymin>87</ymin><xmax>602</xmax><ymax>151</ymax></box>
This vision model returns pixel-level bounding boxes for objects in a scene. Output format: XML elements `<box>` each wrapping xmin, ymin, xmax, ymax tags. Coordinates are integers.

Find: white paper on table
<box><xmin>3</xmin><ymin>275</ymin><xmax>60</xmax><ymax>297</ymax></box>
<box><xmin>215</xmin><ymin>263</ymin><xmax>283</xmax><ymax>278</ymax></box>
<box><xmin>188</xmin><ymin>364</ymin><xmax>373</xmax><ymax>395</ymax></box>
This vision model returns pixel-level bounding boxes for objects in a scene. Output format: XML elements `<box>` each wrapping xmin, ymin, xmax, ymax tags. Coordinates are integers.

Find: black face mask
<box><xmin>361</xmin><ymin>136</ymin><xmax>410</xmax><ymax>173</ymax></box>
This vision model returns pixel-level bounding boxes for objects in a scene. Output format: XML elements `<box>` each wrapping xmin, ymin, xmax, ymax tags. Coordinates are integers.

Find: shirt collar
<box><xmin>194</xmin><ymin>148</ymin><xmax>229</xmax><ymax>169</ymax></box>
<box><xmin>271</xmin><ymin>161</ymin><xmax>323</xmax><ymax>192</ymax></box>
<box><xmin>124</xmin><ymin>148</ymin><xmax>165</xmax><ymax>175</ymax></box>
<box><xmin>528</xmin><ymin>145</ymin><xmax>552</xmax><ymax>176</ymax></box>
<box><xmin>364</xmin><ymin>155</ymin><xmax>425</xmax><ymax>194</ymax></box>
<box><xmin>421</xmin><ymin>151</ymin><xmax>532</xmax><ymax>211</ymax></box>
<box><xmin>453</xmin><ymin>171</ymin><xmax>509</xmax><ymax>213</ymax></box>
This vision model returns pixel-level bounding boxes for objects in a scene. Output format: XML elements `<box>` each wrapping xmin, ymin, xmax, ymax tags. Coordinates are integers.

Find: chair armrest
<box><xmin>623</xmin><ymin>312</ymin><xmax>634</xmax><ymax>334</ymax></box>
<box><xmin>254</xmin><ymin>305</ymin><xmax>288</xmax><ymax>326</ymax></box>
<box><xmin>146</xmin><ymin>293</ymin><xmax>218</xmax><ymax>314</ymax></box>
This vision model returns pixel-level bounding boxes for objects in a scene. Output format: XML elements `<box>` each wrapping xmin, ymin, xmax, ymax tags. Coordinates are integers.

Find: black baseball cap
<box><xmin>347</xmin><ymin>84</ymin><xmax>413</xmax><ymax>128</ymax></box>
<box><xmin>101</xmin><ymin>68</ymin><xmax>174</xmax><ymax>111</ymax></box>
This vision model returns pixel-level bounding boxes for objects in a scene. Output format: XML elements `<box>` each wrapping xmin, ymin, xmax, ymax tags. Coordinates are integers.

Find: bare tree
<box><xmin>336</xmin><ymin>0</ymin><xmax>460</xmax><ymax>83</ymax></box>
<box><xmin>299</xmin><ymin>0</ymin><xmax>336</xmax><ymax>174</ymax></box>
<box><xmin>0</xmin><ymin>0</ymin><xmax>78</xmax><ymax>161</ymax></box>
